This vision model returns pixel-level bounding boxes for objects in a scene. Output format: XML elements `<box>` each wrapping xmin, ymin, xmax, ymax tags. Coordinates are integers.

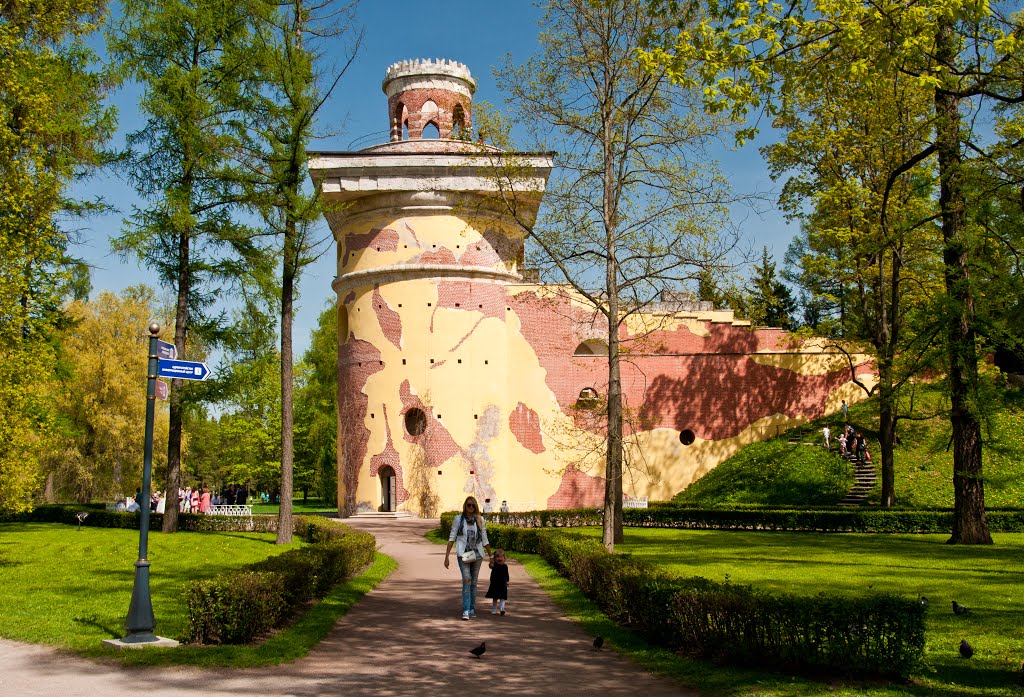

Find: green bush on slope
<box><xmin>675</xmin><ymin>384</ymin><xmax>1024</xmax><ymax>508</ymax></box>
<box><xmin>675</xmin><ymin>438</ymin><xmax>852</xmax><ymax>506</ymax></box>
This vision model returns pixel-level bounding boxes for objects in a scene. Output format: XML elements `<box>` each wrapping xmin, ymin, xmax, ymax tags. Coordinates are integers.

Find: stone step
<box><xmin>352</xmin><ymin>510</ymin><xmax>414</xmax><ymax>519</ymax></box>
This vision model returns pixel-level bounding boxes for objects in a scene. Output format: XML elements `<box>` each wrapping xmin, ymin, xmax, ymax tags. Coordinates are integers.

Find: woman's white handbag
<box><xmin>461</xmin><ymin>550</ymin><xmax>480</xmax><ymax>563</ymax></box>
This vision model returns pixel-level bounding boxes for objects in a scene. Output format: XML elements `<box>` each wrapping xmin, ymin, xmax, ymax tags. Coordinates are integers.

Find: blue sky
<box><xmin>71</xmin><ymin>0</ymin><xmax>797</xmax><ymax>358</ymax></box>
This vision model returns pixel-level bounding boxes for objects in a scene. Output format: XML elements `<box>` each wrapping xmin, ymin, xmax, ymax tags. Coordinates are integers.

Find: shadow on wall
<box><xmin>638</xmin><ymin>351</ymin><xmax>858</xmax><ymax>443</ymax></box>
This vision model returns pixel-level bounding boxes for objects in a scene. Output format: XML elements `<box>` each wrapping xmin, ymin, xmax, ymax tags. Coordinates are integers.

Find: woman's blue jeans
<box><xmin>456</xmin><ymin>555</ymin><xmax>483</xmax><ymax>613</ymax></box>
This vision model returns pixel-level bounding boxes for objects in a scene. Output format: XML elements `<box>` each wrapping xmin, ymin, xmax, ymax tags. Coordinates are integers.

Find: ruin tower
<box><xmin>308</xmin><ymin>60</ymin><xmax>553</xmax><ymax>517</ymax></box>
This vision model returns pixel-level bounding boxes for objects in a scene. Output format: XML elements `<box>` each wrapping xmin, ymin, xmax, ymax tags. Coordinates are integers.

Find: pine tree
<box><xmin>108</xmin><ymin>0</ymin><xmax>256</xmax><ymax>531</ymax></box>
<box><xmin>748</xmin><ymin>247</ymin><xmax>796</xmax><ymax>329</ymax></box>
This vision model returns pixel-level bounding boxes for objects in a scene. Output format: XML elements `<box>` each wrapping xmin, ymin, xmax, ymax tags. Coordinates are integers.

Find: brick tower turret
<box><xmin>383</xmin><ymin>58</ymin><xmax>475</xmax><ymax>141</ymax></box>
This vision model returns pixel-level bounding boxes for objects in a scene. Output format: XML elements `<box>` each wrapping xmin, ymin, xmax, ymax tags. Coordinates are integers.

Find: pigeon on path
<box><xmin>469</xmin><ymin>642</ymin><xmax>486</xmax><ymax>659</ymax></box>
<box><xmin>959</xmin><ymin>639</ymin><xmax>974</xmax><ymax>659</ymax></box>
<box><xmin>952</xmin><ymin>601</ymin><xmax>970</xmax><ymax>615</ymax></box>
<box><xmin>593</xmin><ymin>635</ymin><xmax>604</xmax><ymax>651</ymax></box>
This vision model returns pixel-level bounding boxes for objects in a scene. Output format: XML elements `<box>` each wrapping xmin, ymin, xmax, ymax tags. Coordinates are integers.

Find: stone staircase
<box><xmin>839</xmin><ymin>452</ymin><xmax>877</xmax><ymax>506</ymax></box>
<box><xmin>352</xmin><ymin>510</ymin><xmax>414</xmax><ymax>519</ymax></box>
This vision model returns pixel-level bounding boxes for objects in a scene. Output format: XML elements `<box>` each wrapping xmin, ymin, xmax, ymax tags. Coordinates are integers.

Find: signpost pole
<box><xmin>123</xmin><ymin>324</ymin><xmax>159</xmax><ymax>643</ymax></box>
<box><xmin>103</xmin><ymin>324</ymin><xmax>179</xmax><ymax>650</ymax></box>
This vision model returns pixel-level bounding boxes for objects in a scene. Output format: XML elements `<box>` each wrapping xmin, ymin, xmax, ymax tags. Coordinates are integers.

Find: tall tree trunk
<box><xmin>162</xmin><ymin>227</ymin><xmax>189</xmax><ymax>533</ymax></box>
<box><xmin>603</xmin><ymin>310</ymin><xmax>624</xmax><ymax>549</ymax></box>
<box><xmin>602</xmin><ymin>100</ymin><xmax>624</xmax><ymax>550</ymax></box>
<box><xmin>934</xmin><ymin>21</ymin><xmax>992</xmax><ymax>545</ymax></box>
<box><xmin>277</xmin><ymin>215</ymin><xmax>296</xmax><ymax>544</ymax></box>
<box><xmin>878</xmin><ymin>379</ymin><xmax>896</xmax><ymax>508</ymax></box>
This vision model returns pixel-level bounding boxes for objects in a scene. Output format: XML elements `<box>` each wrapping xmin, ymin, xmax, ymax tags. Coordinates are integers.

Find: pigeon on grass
<box><xmin>959</xmin><ymin>639</ymin><xmax>974</xmax><ymax>659</ymax></box>
<box><xmin>952</xmin><ymin>601</ymin><xmax>970</xmax><ymax>616</ymax></box>
<box><xmin>469</xmin><ymin>642</ymin><xmax>486</xmax><ymax>659</ymax></box>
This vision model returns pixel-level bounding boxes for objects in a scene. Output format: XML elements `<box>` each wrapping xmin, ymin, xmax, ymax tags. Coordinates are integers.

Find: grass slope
<box><xmin>675</xmin><ymin>383</ymin><xmax>1024</xmax><ymax>508</ymax></box>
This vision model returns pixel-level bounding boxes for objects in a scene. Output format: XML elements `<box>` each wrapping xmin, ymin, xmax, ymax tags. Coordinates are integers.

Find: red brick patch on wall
<box><xmin>345</xmin><ymin>227</ymin><xmax>400</xmax><ymax>254</ymax></box>
<box><xmin>338</xmin><ymin>338</ymin><xmax>385</xmax><ymax>513</ymax></box>
<box><xmin>369</xmin><ymin>404</ymin><xmax>408</xmax><ymax>504</ymax></box>
<box><xmin>509</xmin><ymin>402</ymin><xmax>545</xmax><ymax>454</ymax></box>
<box><xmin>398</xmin><ymin>380</ymin><xmax>465</xmax><ymax>470</ymax></box>
<box><xmin>372</xmin><ymin>286</ymin><xmax>403</xmax><ymax>350</ymax></box>
<box><xmin>546</xmin><ymin>465</ymin><xmax>604</xmax><ymax>509</ymax></box>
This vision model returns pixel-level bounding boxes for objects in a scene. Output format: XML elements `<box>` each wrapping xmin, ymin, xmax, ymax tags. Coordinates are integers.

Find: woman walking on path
<box><xmin>444</xmin><ymin>496</ymin><xmax>492</xmax><ymax>620</ymax></box>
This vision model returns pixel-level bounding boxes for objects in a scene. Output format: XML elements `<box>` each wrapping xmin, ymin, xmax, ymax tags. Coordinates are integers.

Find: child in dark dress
<box><xmin>486</xmin><ymin>549</ymin><xmax>510</xmax><ymax>615</ymax></box>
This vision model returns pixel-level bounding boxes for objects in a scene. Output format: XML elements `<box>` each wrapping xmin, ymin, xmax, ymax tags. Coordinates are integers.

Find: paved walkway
<box><xmin>0</xmin><ymin>518</ymin><xmax>692</xmax><ymax>696</ymax></box>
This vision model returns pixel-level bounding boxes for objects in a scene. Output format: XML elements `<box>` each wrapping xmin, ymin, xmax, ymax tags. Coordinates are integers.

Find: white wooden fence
<box><xmin>207</xmin><ymin>505</ymin><xmax>253</xmax><ymax>516</ymax></box>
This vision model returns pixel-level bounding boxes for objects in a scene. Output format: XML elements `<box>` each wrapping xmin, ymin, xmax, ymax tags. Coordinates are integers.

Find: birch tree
<box><xmin>243</xmin><ymin>0</ymin><xmax>361</xmax><ymax>542</ymax></box>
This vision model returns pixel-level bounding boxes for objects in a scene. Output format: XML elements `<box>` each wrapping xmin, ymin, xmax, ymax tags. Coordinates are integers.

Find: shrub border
<box><xmin>442</xmin><ymin>514</ymin><xmax>927</xmax><ymax>678</ymax></box>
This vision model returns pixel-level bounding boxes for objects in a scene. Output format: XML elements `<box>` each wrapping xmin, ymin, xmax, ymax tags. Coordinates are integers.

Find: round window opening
<box><xmin>679</xmin><ymin>429</ymin><xmax>695</xmax><ymax>446</ymax></box>
<box><xmin>405</xmin><ymin>408</ymin><xmax>427</xmax><ymax>436</ymax></box>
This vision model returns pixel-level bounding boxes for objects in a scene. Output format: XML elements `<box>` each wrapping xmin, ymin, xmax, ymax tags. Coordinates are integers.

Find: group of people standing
<box><xmin>177</xmin><ymin>484</ymin><xmax>247</xmax><ymax>513</ymax></box>
<box><xmin>823</xmin><ymin>421</ymin><xmax>871</xmax><ymax>462</ymax></box>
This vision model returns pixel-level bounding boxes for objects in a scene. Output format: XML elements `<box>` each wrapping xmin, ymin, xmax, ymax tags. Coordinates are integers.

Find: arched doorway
<box><xmin>379</xmin><ymin>466</ymin><xmax>397</xmax><ymax>512</ymax></box>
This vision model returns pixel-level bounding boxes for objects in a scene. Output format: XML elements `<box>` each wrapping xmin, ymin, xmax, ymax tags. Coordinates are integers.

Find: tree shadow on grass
<box><xmin>73</xmin><ymin>614</ymin><xmax>121</xmax><ymax>639</ymax></box>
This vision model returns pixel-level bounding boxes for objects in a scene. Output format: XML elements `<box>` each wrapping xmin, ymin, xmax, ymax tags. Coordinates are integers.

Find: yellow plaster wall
<box><xmin>338</xmin><ymin>212</ymin><xmax>573</xmax><ymax>515</ymax></box>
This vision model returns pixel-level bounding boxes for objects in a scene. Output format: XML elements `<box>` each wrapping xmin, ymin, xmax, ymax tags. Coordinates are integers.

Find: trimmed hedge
<box><xmin>447</xmin><ymin>516</ymin><xmax>927</xmax><ymax>678</ymax></box>
<box><xmin>184</xmin><ymin>516</ymin><xmax>376</xmax><ymax>645</ymax></box>
<box><xmin>0</xmin><ymin>505</ymin><xmax>280</xmax><ymax>533</ymax></box>
<box><xmin>455</xmin><ymin>506</ymin><xmax>1024</xmax><ymax>534</ymax></box>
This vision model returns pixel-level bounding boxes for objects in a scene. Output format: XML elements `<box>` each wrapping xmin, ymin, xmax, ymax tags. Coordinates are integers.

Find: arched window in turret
<box><xmin>452</xmin><ymin>103</ymin><xmax>467</xmax><ymax>139</ymax></box>
<box><xmin>422</xmin><ymin>121</ymin><xmax>440</xmax><ymax>139</ymax></box>
<box><xmin>395</xmin><ymin>102</ymin><xmax>408</xmax><ymax>141</ymax></box>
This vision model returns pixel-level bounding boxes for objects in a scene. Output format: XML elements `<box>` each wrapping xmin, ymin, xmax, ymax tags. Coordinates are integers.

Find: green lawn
<box><xmin>561</xmin><ymin>527</ymin><xmax>1024</xmax><ymax>695</ymax></box>
<box><xmin>250</xmin><ymin>497</ymin><xmax>338</xmax><ymax>514</ymax></box>
<box><xmin>0</xmin><ymin>522</ymin><xmax>396</xmax><ymax>666</ymax></box>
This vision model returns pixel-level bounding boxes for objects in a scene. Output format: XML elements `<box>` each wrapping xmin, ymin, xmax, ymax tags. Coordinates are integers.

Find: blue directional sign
<box><xmin>156</xmin><ymin>340</ymin><xmax>177</xmax><ymax>360</ymax></box>
<box><xmin>157</xmin><ymin>358</ymin><xmax>211</xmax><ymax>381</ymax></box>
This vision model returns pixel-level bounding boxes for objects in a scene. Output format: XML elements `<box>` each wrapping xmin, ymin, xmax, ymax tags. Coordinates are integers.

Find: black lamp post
<box><xmin>121</xmin><ymin>323</ymin><xmax>160</xmax><ymax>642</ymax></box>
<box><xmin>103</xmin><ymin>323</ymin><xmax>178</xmax><ymax>649</ymax></box>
